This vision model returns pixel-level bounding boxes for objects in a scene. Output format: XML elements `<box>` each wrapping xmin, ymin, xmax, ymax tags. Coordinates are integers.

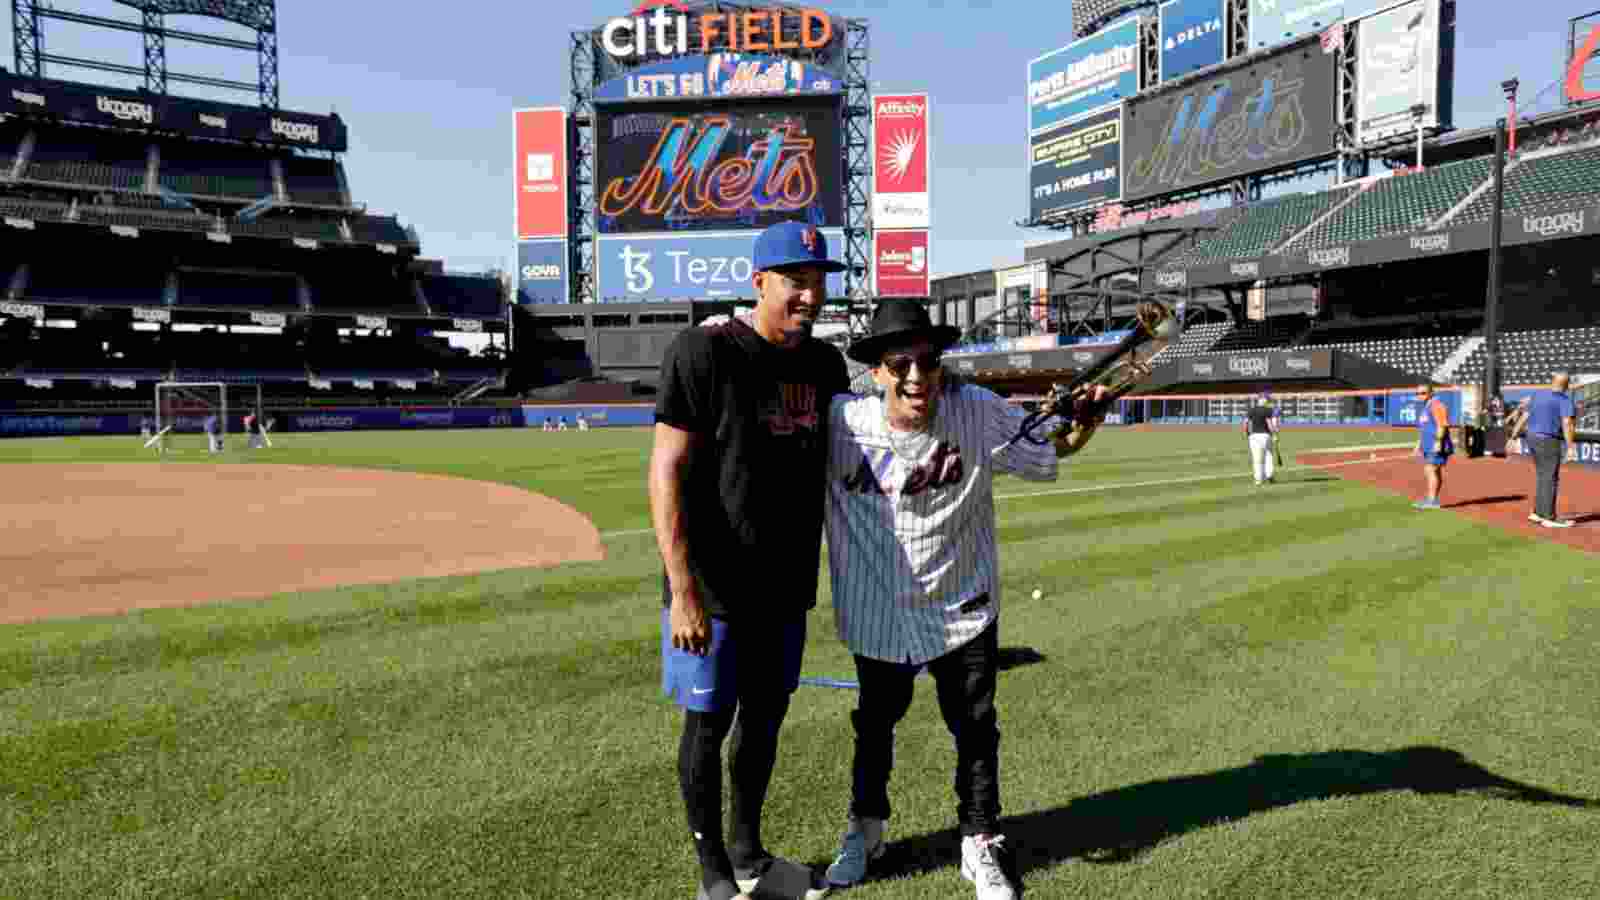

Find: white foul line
<box><xmin>599</xmin><ymin>452</ymin><xmax>1414</xmax><ymax>540</ymax></box>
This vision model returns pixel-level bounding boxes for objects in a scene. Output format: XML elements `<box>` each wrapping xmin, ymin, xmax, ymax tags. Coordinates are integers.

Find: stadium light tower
<box><xmin>1482</xmin><ymin>117</ymin><xmax>1508</xmax><ymax>422</ymax></box>
<box><xmin>1502</xmin><ymin>78</ymin><xmax>1520</xmax><ymax>154</ymax></box>
<box><xmin>1409</xmin><ymin>103</ymin><xmax>1428</xmax><ymax>169</ymax></box>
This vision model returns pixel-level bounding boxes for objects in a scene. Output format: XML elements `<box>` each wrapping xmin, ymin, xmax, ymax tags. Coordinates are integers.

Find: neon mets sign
<box><xmin>599</xmin><ymin>117</ymin><xmax>819</xmax><ymax>221</ymax></box>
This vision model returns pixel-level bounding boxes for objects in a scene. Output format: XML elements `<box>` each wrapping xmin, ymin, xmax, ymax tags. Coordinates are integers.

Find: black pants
<box><xmin>1530</xmin><ymin>435</ymin><xmax>1566</xmax><ymax>519</ymax></box>
<box><xmin>849</xmin><ymin>620</ymin><xmax>1000</xmax><ymax>836</ymax></box>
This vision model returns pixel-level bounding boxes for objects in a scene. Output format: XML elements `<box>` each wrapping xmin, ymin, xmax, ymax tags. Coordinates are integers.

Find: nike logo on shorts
<box><xmin>692</xmin><ymin>687</ymin><xmax>714</xmax><ymax>695</ymax></box>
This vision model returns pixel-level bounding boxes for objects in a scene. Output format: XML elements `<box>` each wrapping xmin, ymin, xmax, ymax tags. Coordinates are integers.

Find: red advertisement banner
<box><xmin>515</xmin><ymin>108</ymin><xmax>568</xmax><ymax>240</ymax></box>
<box><xmin>872</xmin><ymin>93</ymin><xmax>930</xmax><ymax>229</ymax></box>
<box><xmin>874</xmin><ymin>229</ymin><xmax>929</xmax><ymax>297</ymax></box>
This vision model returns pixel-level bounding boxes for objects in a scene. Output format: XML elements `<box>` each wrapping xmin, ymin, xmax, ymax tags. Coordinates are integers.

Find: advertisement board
<box><xmin>595</xmin><ymin>54</ymin><xmax>842</xmax><ymax>101</ymax></box>
<box><xmin>597</xmin><ymin>229</ymin><xmax>845</xmax><ymax>301</ymax></box>
<box><xmin>874</xmin><ymin>230</ymin><xmax>930</xmax><ymax>297</ymax></box>
<box><xmin>0</xmin><ymin>407</ymin><xmax>523</xmax><ymax>437</ymax></box>
<box><xmin>0</xmin><ymin>72</ymin><xmax>348</xmax><ymax>152</ymax></box>
<box><xmin>1028</xmin><ymin>18</ymin><xmax>1142</xmax><ymax>137</ymax></box>
<box><xmin>1122</xmin><ymin>38</ymin><xmax>1336</xmax><ymax>202</ymax></box>
<box><xmin>1249</xmin><ymin>0</ymin><xmax>1396</xmax><ymax>50</ymax></box>
<box><xmin>1160</xmin><ymin>0</ymin><xmax>1227</xmax><ymax>82</ymax></box>
<box><xmin>872</xmin><ymin>93</ymin><xmax>931</xmax><ymax>230</ymax></box>
<box><xmin>1565</xmin><ymin>14</ymin><xmax>1600</xmax><ymax>105</ymax></box>
<box><xmin>597</xmin><ymin>5</ymin><xmax>839</xmax><ymax>65</ymax></box>
<box><xmin>1355</xmin><ymin>0</ymin><xmax>1443</xmax><ymax>144</ymax></box>
<box><xmin>1029</xmin><ymin>105</ymin><xmax>1122</xmax><ymax>220</ymax></box>
<box><xmin>517</xmin><ymin>239</ymin><xmax>570</xmax><ymax>304</ymax></box>
<box><xmin>595</xmin><ymin>99</ymin><xmax>844</xmax><ymax>234</ymax></box>
<box><xmin>1170</xmin><ymin>349</ymin><xmax>1335</xmax><ymax>382</ymax></box>
<box><xmin>514</xmin><ymin>107</ymin><xmax>569</xmax><ymax>241</ymax></box>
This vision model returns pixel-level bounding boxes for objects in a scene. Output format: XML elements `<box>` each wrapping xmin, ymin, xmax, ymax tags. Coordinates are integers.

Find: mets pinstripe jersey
<box><xmin>825</xmin><ymin>384</ymin><xmax>1063</xmax><ymax>665</ymax></box>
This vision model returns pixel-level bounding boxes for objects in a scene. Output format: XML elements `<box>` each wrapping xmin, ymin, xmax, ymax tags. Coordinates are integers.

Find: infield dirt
<box><xmin>1</xmin><ymin>464</ymin><xmax>605</xmax><ymax>624</ymax></box>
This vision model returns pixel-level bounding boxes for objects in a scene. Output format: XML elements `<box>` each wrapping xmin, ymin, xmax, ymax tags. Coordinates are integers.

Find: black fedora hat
<box><xmin>846</xmin><ymin>298</ymin><xmax>962</xmax><ymax>364</ymax></box>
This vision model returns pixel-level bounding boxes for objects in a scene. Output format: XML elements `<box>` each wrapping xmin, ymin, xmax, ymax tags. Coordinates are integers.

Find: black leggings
<box><xmin>849</xmin><ymin>622</ymin><xmax>1001</xmax><ymax>835</ymax></box>
<box><xmin>679</xmin><ymin>690</ymin><xmax>793</xmax><ymax>887</ymax></box>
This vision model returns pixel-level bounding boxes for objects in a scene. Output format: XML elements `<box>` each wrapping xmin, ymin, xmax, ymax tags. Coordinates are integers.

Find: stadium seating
<box><xmin>1291</xmin><ymin>158</ymin><xmax>1493</xmax><ymax>249</ymax></box>
<box><xmin>158</xmin><ymin>142</ymin><xmax>275</xmax><ymax>200</ymax></box>
<box><xmin>347</xmin><ymin>214</ymin><xmax>414</xmax><ymax>246</ymax></box>
<box><xmin>1205</xmin><ymin>315</ymin><xmax>1313</xmax><ymax>354</ymax></box>
<box><xmin>306</xmin><ymin>267</ymin><xmax>424</xmax><ymax>314</ymax></box>
<box><xmin>23</xmin><ymin>128</ymin><xmax>148</xmax><ymax>191</ymax></box>
<box><xmin>1150</xmin><ymin>320</ymin><xmax>1231</xmax><ymax>361</ymax></box>
<box><xmin>1453</xmin><ymin>326</ymin><xmax>1600</xmax><ymax>385</ymax></box>
<box><xmin>23</xmin><ymin>254</ymin><xmax>167</xmax><ymax>306</ymax></box>
<box><xmin>281</xmin><ymin>156</ymin><xmax>347</xmax><ymax>206</ymax></box>
<box><xmin>421</xmin><ymin>274</ymin><xmax>504</xmax><ymax>318</ymax></box>
<box><xmin>230</xmin><ymin>214</ymin><xmax>345</xmax><ymax>242</ymax></box>
<box><xmin>1449</xmin><ymin>144</ymin><xmax>1600</xmax><ymax>225</ymax></box>
<box><xmin>1172</xmin><ymin>191</ymin><xmax>1353</xmax><ymax>263</ymax></box>
<box><xmin>177</xmin><ymin>269</ymin><xmax>302</xmax><ymax>309</ymax></box>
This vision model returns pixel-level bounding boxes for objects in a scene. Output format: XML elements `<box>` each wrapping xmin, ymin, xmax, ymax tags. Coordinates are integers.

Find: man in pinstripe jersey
<box><xmin>821</xmin><ymin>299</ymin><xmax>1105</xmax><ymax>900</ymax></box>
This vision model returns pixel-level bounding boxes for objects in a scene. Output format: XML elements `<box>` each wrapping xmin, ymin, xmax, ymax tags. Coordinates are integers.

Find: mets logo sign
<box><xmin>800</xmin><ymin>225</ymin><xmax>818</xmax><ymax>251</ymax></box>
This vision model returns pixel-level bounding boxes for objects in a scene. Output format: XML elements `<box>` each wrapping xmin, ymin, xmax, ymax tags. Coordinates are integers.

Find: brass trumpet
<box><xmin>1001</xmin><ymin>299</ymin><xmax>1181</xmax><ymax>449</ymax></box>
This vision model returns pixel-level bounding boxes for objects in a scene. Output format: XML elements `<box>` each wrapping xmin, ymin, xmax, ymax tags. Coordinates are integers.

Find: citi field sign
<box><xmin>602</xmin><ymin>0</ymin><xmax>834</xmax><ymax>59</ymax></box>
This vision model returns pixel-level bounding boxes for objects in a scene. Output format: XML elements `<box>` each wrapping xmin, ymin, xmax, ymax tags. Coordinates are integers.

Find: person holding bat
<box><xmin>1244</xmin><ymin>393</ymin><xmax>1281</xmax><ymax>485</ymax></box>
<box><xmin>819</xmin><ymin>298</ymin><xmax>1116</xmax><ymax>900</ymax></box>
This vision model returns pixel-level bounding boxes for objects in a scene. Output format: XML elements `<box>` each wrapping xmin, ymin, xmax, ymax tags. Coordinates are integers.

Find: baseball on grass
<box><xmin>1031</xmin><ymin>588</ymin><xmax>1043</xmax><ymax>600</ymax></box>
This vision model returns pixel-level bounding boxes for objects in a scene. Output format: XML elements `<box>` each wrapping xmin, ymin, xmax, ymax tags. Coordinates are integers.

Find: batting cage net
<box><xmin>150</xmin><ymin>382</ymin><xmax>232</xmax><ymax>455</ymax></box>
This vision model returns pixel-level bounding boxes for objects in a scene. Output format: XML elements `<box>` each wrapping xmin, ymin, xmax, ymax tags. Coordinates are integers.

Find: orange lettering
<box><xmin>744</xmin><ymin>12</ymin><xmax>768</xmax><ymax>51</ymax></box>
<box><xmin>1567</xmin><ymin>24</ymin><xmax>1600</xmax><ymax>103</ymax></box>
<box><xmin>699</xmin><ymin>13</ymin><xmax>725</xmax><ymax>53</ymax></box>
<box><xmin>772</xmin><ymin>11</ymin><xmax>798</xmax><ymax>50</ymax></box>
<box><xmin>801</xmin><ymin>9</ymin><xmax>832</xmax><ymax>49</ymax></box>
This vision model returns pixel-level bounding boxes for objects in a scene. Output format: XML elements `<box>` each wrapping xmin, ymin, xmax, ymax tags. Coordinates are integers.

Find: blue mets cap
<box><xmin>752</xmin><ymin>221</ymin><xmax>847</xmax><ymax>273</ymax></box>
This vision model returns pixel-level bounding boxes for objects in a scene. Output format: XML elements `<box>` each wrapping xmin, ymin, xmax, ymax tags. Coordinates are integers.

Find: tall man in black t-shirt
<box><xmin>1243</xmin><ymin>394</ymin><xmax>1280</xmax><ymax>485</ymax></box>
<box><xmin>650</xmin><ymin>221</ymin><xmax>850</xmax><ymax>900</ymax></box>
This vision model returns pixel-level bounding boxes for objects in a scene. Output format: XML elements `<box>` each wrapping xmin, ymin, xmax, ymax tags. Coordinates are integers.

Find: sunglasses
<box><xmin>881</xmin><ymin>352</ymin><xmax>944</xmax><ymax>379</ymax></box>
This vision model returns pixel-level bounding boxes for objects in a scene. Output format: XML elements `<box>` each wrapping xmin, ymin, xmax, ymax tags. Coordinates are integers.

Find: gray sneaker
<box><xmin>825</xmin><ymin>817</ymin><xmax>886</xmax><ymax>887</ymax></box>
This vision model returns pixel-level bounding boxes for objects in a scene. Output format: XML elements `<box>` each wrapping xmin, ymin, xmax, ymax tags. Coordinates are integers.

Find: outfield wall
<box><xmin>0</xmin><ymin>406</ymin><xmax>524</xmax><ymax>437</ymax></box>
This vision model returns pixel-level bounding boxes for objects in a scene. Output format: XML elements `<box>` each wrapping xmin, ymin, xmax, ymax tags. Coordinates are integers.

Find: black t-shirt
<box><xmin>1247</xmin><ymin>405</ymin><xmax>1276</xmax><ymax>435</ymax></box>
<box><xmin>655</xmin><ymin>319</ymin><xmax>850</xmax><ymax>621</ymax></box>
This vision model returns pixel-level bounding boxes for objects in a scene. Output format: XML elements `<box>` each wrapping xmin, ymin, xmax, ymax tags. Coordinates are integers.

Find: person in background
<box><xmin>1243</xmin><ymin>393</ymin><xmax>1280</xmax><ymax>486</ymax></box>
<box><xmin>1511</xmin><ymin>372</ymin><xmax>1578</xmax><ymax>528</ymax></box>
<box><xmin>1413</xmin><ymin>383</ymin><xmax>1452</xmax><ymax>510</ymax></box>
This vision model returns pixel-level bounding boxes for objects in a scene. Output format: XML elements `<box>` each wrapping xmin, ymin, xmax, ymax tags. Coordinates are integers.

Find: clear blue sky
<box><xmin>4</xmin><ymin>0</ymin><xmax>1594</xmax><ymax>280</ymax></box>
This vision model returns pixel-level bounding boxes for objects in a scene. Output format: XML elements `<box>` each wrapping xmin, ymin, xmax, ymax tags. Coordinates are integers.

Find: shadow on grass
<box><xmin>1445</xmin><ymin>494</ymin><xmax>1526</xmax><ymax>509</ymax></box>
<box><xmin>872</xmin><ymin>747</ymin><xmax>1597</xmax><ymax>887</ymax></box>
<box><xmin>996</xmin><ymin>647</ymin><xmax>1046</xmax><ymax>672</ymax></box>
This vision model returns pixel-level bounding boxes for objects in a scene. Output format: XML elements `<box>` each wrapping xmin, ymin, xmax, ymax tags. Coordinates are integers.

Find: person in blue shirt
<box><xmin>1413</xmin><ymin>383</ymin><xmax>1452</xmax><ymax>510</ymax></box>
<box><xmin>1512</xmin><ymin>372</ymin><xmax>1578</xmax><ymax>528</ymax></box>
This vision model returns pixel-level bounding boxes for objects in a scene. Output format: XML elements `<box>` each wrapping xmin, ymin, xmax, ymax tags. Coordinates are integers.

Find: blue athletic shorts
<box><xmin>660</xmin><ymin>608</ymin><xmax>807</xmax><ymax>713</ymax></box>
<box><xmin>1422</xmin><ymin>450</ymin><xmax>1451</xmax><ymax>466</ymax></box>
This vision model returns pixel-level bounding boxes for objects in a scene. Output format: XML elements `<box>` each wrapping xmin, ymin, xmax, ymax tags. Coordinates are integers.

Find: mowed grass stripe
<box><xmin>2</xmin><ymin>427</ymin><xmax>1598</xmax><ymax>900</ymax></box>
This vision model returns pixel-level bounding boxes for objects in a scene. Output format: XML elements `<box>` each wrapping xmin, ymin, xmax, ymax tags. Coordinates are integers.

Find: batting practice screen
<box><xmin>594</xmin><ymin>98</ymin><xmax>844</xmax><ymax>235</ymax></box>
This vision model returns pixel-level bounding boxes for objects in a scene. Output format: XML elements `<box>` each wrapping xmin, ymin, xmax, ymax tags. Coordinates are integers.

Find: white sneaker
<box><xmin>824</xmin><ymin>817</ymin><xmax>885</xmax><ymax>887</ymax></box>
<box><xmin>1529</xmin><ymin>513</ymin><xmax>1544</xmax><ymax>523</ymax></box>
<box><xmin>1541</xmin><ymin>517</ymin><xmax>1575</xmax><ymax>529</ymax></box>
<box><xmin>960</xmin><ymin>834</ymin><xmax>1018</xmax><ymax>900</ymax></box>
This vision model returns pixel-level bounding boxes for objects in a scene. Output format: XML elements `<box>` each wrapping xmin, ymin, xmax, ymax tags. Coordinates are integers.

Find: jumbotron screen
<box><xmin>594</xmin><ymin>99</ymin><xmax>844</xmax><ymax>235</ymax></box>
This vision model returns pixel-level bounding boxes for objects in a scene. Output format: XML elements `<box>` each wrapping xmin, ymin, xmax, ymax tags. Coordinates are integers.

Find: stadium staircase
<box><xmin>1430</xmin><ymin>336</ymin><xmax>1483</xmax><ymax>383</ymax></box>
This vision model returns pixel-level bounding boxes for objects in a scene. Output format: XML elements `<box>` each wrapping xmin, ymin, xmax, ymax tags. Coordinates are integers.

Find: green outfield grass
<box><xmin>3</xmin><ymin>427</ymin><xmax>1598</xmax><ymax>899</ymax></box>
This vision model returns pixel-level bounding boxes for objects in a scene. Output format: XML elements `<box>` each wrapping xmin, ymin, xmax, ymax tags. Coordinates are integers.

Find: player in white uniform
<box><xmin>821</xmin><ymin>299</ymin><xmax>1106</xmax><ymax>900</ymax></box>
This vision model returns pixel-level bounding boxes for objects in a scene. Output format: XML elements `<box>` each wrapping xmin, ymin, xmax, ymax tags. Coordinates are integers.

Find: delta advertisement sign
<box><xmin>600</xmin><ymin>1</ymin><xmax>836</xmax><ymax>60</ymax></box>
<box><xmin>1160</xmin><ymin>0</ymin><xmax>1226</xmax><ymax>82</ymax></box>
<box><xmin>874</xmin><ymin>230</ymin><xmax>929</xmax><ymax>297</ymax></box>
<box><xmin>596</xmin><ymin>229</ymin><xmax>845</xmax><ymax>301</ymax></box>
<box><xmin>872</xmin><ymin>93</ymin><xmax>931</xmax><ymax>230</ymax></box>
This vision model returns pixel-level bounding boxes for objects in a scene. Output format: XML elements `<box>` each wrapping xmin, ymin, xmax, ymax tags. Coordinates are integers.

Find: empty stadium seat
<box><xmin>1293</xmin><ymin>158</ymin><xmax>1493</xmax><ymax>249</ymax></box>
<box><xmin>282</xmin><ymin>156</ymin><xmax>347</xmax><ymax>206</ymax></box>
<box><xmin>177</xmin><ymin>269</ymin><xmax>301</xmax><ymax>309</ymax></box>
<box><xmin>306</xmin><ymin>268</ymin><xmax>424</xmax><ymax>315</ymax></box>
<box><xmin>422</xmin><ymin>274</ymin><xmax>504</xmax><ymax>318</ymax></box>
<box><xmin>159</xmin><ymin>142</ymin><xmax>274</xmax><ymax>200</ymax></box>
<box><xmin>1453</xmin><ymin>326</ymin><xmax>1600</xmax><ymax>385</ymax></box>
<box><xmin>1172</xmin><ymin>190</ymin><xmax>1353</xmax><ymax>264</ymax></box>
<box><xmin>1449</xmin><ymin>145</ymin><xmax>1600</xmax><ymax>225</ymax></box>
<box><xmin>23</xmin><ymin>128</ymin><xmax>148</xmax><ymax>191</ymax></box>
<box><xmin>23</xmin><ymin>253</ymin><xmax>167</xmax><ymax>306</ymax></box>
